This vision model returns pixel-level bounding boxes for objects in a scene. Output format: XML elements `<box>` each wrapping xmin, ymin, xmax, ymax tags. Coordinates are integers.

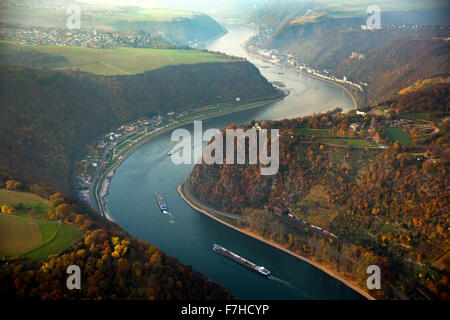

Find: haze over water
<box><xmin>105</xmin><ymin>24</ymin><xmax>361</xmax><ymax>299</ymax></box>
<box><xmin>207</xmin><ymin>24</ymin><xmax>354</xmax><ymax>120</ymax></box>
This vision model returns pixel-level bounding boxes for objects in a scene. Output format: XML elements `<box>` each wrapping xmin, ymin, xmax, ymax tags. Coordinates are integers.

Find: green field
<box><xmin>0</xmin><ymin>215</ymin><xmax>42</xmax><ymax>255</ymax></box>
<box><xmin>89</xmin><ymin>8</ymin><xmax>195</xmax><ymax>23</ymax></box>
<box><xmin>0</xmin><ymin>7</ymin><xmax>194</xmax><ymax>22</ymax></box>
<box><xmin>0</xmin><ymin>7</ymin><xmax>196</xmax><ymax>29</ymax></box>
<box><xmin>0</xmin><ymin>189</ymin><xmax>51</xmax><ymax>219</ymax></box>
<box><xmin>0</xmin><ymin>189</ymin><xmax>82</xmax><ymax>260</ymax></box>
<box><xmin>26</xmin><ymin>224</ymin><xmax>82</xmax><ymax>261</ymax></box>
<box><xmin>0</xmin><ymin>214</ymin><xmax>82</xmax><ymax>260</ymax></box>
<box><xmin>330</xmin><ymin>150</ymin><xmax>346</xmax><ymax>161</ymax></box>
<box><xmin>403</xmin><ymin>112</ymin><xmax>441</xmax><ymax>121</ymax></box>
<box><xmin>319</xmin><ymin>138</ymin><xmax>378</xmax><ymax>147</ymax></box>
<box><xmin>0</xmin><ymin>189</ymin><xmax>48</xmax><ymax>206</ymax></box>
<box><xmin>13</xmin><ymin>203</ymin><xmax>49</xmax><ymax>219</ymax></box>
<box><xmin>0</xmin><ymin>41</ymin><xmax>232</xmax><ymax>75</ymax></box>
<box><xmin>39</xmin><ymin>222</ymin><xmax>59</xmax><ymax>243</ymax></box>
<box><xmin>296</xmin><ymin>128</ymin><xmax>335</xmax><ymax>137</ymax></box>
<box><xmin>384</xmin><ymin>127</ymin><xmax>414</xmax><ymax>147</ymax></box>
<box><xmin>295</xmin><ymin>128</ymin><xmax>378</xmax><ymax>147</ymax></box>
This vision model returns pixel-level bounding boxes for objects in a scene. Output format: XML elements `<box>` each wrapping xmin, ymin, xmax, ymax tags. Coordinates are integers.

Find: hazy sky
<box><xmin>79</xmin><ymin>0</ymin><xmax>263</xmax><ymax>13</ymax></box>
<box><xmin>77</xmin><ymin>0</ymin><xmax>450</xmax><ymax>17</ymax></box>
<box><xmin>78</xmin><ymin>0</ymin><xmax>450</xmax><ymax>10</ymax></box>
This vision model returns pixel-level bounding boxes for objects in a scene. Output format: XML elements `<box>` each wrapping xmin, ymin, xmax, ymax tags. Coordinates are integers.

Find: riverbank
<box><xmin>177</xmin><ymin>184</ymin><xmax>376</xmax><ymax>301</ymax></box>
<box><xmin>91</xmin><ymin>96</ymin><xmax>283</xmax><ymax>220</ymax></box>
<box><xmin>296</xmin><ymin>70</ymin><xmax>359</xmax><ymax>110</ymax></box>
<box><xmin>241</xmin><ymin>42</ymin><xmax>361</xmax><ymax>110</ymax></box>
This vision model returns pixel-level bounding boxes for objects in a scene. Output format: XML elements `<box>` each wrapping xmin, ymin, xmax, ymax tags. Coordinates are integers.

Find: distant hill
<box><xmin>244</xmin><ymin>0</ymin><xmax>450</xmax><ymax>28</ymax></box>
<box><xmin>336</xmin><ymin>38</ymin><xmax>450</xmax><ymax>103</ymax></box>
<box><xmin>246</xmin><ymin>2</ymin><xmax>450</xmax><ymax>105</ymax></box>
<box><xmin>265</xmin><ymin>23</ymin><xmax>447</xmax><ymax>69</ymax></box>
<box><xmin>244</xmin><ymin>0</ymin><xmax>319</xmax><ymax>28</ymax></box>
<box><xmin>0</xmin><ymin>4</ymin><xmax>225</xmax><ymax>45</ymax></box>
<box><xmin>0</xmin><ymin>61</ymin><xmax>281</xmax><ymax>192</ymax></box>
<box><xmin>106</xmin><ymin>11</ymin><xmax>226</xmax><ymax>45</ymax></box>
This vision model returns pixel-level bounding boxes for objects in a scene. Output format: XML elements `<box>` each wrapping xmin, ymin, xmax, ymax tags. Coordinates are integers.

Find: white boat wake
<box><xmin>269</xmin><ymin>275</ymin><xmax>311</xmax><ymax>298</ymax></box>
<box><xmin>163</xmin><ymin>210</ymin><xmax>177</xmax><ymax>224</ymax></box>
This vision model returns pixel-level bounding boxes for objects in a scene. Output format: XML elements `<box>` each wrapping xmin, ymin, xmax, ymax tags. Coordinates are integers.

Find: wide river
<box><xmin>105</xmin><ymin>24</ymin><xmax>362</xmax><ymax>299</ymax></box>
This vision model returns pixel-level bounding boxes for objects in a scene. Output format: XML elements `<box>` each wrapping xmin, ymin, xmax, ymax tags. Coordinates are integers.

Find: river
<box><xmin>105</xmin><ymin>24</ymin><xmax>363</xmax><ymax>299</ymax></box>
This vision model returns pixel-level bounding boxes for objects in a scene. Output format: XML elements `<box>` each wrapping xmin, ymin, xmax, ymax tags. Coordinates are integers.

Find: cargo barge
<box><xmin>213</xmin><ymin>244</ymin><xmax>271</xmax><ymax>277</ymax></box>
<box><xmin>155</xmin><ymin>191</ymin><xmax>168</xmax><ymax>213</ymax></box>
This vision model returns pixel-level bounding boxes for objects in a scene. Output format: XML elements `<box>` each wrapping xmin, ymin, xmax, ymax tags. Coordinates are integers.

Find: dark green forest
<box><xmin>0</xmin><ymin>62</ymin><xmax>281</xmax><ymax>191</ymax></box>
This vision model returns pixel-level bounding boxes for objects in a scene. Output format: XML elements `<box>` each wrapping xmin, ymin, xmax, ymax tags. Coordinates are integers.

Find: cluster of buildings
<box><xmin>75</xmin><ymin>99</ymin><xmax>247</xmax><ymax>203</ymax></box>
<box><xmin>360</xmin><ymin>24</ymin><xmax>429</xmax><ymax>31</ymax></box>
<box><xmin>349</xmin><ymin>51</ymin><xmax>365</xmax><ymax>59</ymax></box>
<box><xmin>351</xmin><ymin>110</ymin><xmax>414</xmax><ymax>130</ymax></box>
<box><xmin>74</xmin><ymin>109</ymin><xmax>192</xmax><ymax>202</ymax></box>
<box><xmin>248</xmin><ymin>45</ymin><xmax>368</xmax><ymax>92</ymax></box>
<box><xmin>252</xmin><ymin>25</ymin><xmax>274</xmax><ymax>47</ymax></box>
<box><xmin>2</xmin><ymin>25</ymin><xmax>170</xmax><ymax>49</ymax></box>
<box><xmin>76</xmin><ymin>174</ymin><xmax>92</xmax><ymax>201</ymax></box>
<box><xmin>74</xmin><ymin>113</ymin><xmax>171</xmax><ymax>201</ymax></box>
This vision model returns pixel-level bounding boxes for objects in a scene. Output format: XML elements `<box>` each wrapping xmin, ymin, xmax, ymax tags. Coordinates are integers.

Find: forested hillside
<box><xmin>110</xmin><ymin>13</ymin><xmax>226</xmax><ymax>45</ymax></box>
<box><xmin>0</xmin><ymin>62</ymin><xmax>281</xmax><ymax>192</ymax></box>
<box><xmin>244</xmin><ymin>0</ymin><xmax>318</xmax><ymax>28</ymax></box>
<box><xmin>336</xmin><ymin>38</ymin><xmax>450</xmax><ymax>103</ymax></box>
<box><xmin>244</xmin><ymin>1</ymin><xmax>449</xmax><ymax>29</ymax></box>
<box><xmin>245</xmin><ymin>2</ymin><xmax>450</xmax><ymax>104</ymax></box>
<box><xmin>186</xmin><ymin>84</ymin><xmax>450</xmax><ymax>299</ymax></box>
<box><xmin>0</xmin><ymin>179</ymin><xmax>232</xmax><ymax>299</ymax></box>
<box><xmin>266</xmin><ymin>25</ymin><xmax>448</xmax><ymax>72</ymax></box>
<box><xmin>0</xmin><ymin>2</ymin><xmax>225</xmax><ymax>45</ymax></box>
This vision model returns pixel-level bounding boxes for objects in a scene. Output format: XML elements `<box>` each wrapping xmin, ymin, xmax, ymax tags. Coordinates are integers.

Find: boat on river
<box><xmin>155</xmin><ymin>191</ymin><xmax>168</xmax><ymax>214</ymax></box>
<box><xmin>213</xmin><ymin>244</ymin><xmax>271</xmax><ymax>277</ymax></box>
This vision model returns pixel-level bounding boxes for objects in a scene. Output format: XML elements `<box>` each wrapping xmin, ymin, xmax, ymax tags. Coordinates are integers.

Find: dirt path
<box><xmin>98</xmin><ymin>60</ymin><xmax>131</xmax><ymax>75</ymax></box>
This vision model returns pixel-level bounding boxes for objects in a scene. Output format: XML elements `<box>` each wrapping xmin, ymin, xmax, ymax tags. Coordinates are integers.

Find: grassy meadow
<box><xmin>384</xmin><ymin>127</ymin><xmax>414</xmax><ymax>147</ymax></box>
<box><xmin>319</xmin><ymin>138</ymin><xmax>378</xmax><ymax>148</ymax></box>
<box><xmin>0</xmin><ymin>41</ymin><xmax>232</xmax><ymax>75</ymax></box>
<box><xmin>0</xmin><ymin>189</ymin><xmax>82</xmax><ymax>260</ymax></box>
<box><xmin>26</xmin><ymin>224</ymin><xmax>82</xmax><ymax>261</ymax></box>
<box><xmin>0</xmin><ymin>6</ymin><xmax>196</xmax><ymax>30</ymax></box>
<box><xmin>0</xmin><ymin>189</ymin><xmax>49</xmax><ymax>206</ymax></box>
<box><xmin>0</xmin><ymin>215</ymin><xmax>43</xmax><ymax>256</ymax></box>
<box><xmin>88</xmin><ymin>8</ymin><xmax>196</xmax><ymax>23</ymax></box>
<box><xmin>296</xmin><ymin>128</ymin><xmax>336</xmax><ymax>137</ymax></box>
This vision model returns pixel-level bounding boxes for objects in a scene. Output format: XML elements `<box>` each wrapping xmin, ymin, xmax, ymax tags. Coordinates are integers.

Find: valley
<box><xmin>0</xmin><ymin>0</ymin><xmax>448</xmax><ymax>303</ymax></box>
